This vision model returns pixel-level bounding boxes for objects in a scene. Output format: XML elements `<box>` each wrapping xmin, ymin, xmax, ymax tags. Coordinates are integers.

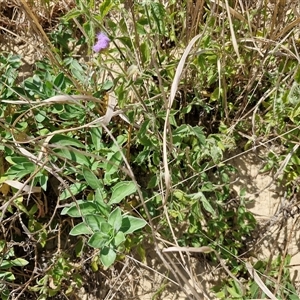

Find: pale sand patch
<box><xmin>230</xmin><ymin>150</ymin><xmax>300</xmax><ymax>293</ymax></box>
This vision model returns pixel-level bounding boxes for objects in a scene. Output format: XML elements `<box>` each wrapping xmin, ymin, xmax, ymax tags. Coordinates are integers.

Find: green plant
<box><xmin>29</xmin><ymin>254</ymin><xmax>83</xmax><ymax>300</ymax></box>
<box><xmin>214</xmin><ymin>255</ymin><xmax>300</xmax><ymax>300</ymax></box>
<box><xmin>0</xmin><ymin>241</ymin><xmax>29</xmax><ymax>300</ymax></box>
<box><xmin>61</xmin><ymin>179</ymin><xmax>147</xmax><ymax>268</ymax></box>
<box><xmin>1</xmin><ymin>0</ymin><xmax>300</xmax><ymax>298</ymax></box>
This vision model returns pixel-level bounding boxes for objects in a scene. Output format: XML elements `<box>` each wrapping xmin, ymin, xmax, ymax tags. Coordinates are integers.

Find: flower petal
<box><xmin>93</xmin><ymin>32</ymin><xmax>110</xmax><ymax>52</ymax></box>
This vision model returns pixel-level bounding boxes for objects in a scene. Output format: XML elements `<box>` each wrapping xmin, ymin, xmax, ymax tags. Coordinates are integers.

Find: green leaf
<box><xmin>95</xmin><ymin>188</ymin><xmax>110</xmax><ymax>217</ymax></box>
<box><xmin>13</xmin><ymin>197</ymin><xmax>29</xmax><ymax>215</ymax></box>
<box><xmin>117</xmin><ymin>36</ymin><xmax>133</xmax><ymax>50</ymax></box>
<box><xmin>147</xmin><ymin>175</ymin><xmax>158</xmax><ymax>189</ymax></box>
<box><xmin>288</xmin><ymin>82</ymin><xmax>300</xmax><ymax>105</ymax></box>
<box><xmin>150</xmin><ymin>2</ymin><xmax>166</xmax><ymax>35</ymax></box>
<box><xmin>100</xmin><ymin>222</ymin><xmax>113</xmax><ymax>235</ymax></box>
<box><xmin>75</xmin><ymin>238</ymin><xmax>84</xmax><ymax>257</ymax></box>
<box><xmin>34</xmin><ymin>111</ymin><xmax>46</xmax><ymax>122</ymax></box>
<box><xmin>140</xmin><ymin>42</ymin><xmax>150</xmax><ymax>63</ymax></box>
<box><xmin>289</xmin><ymin>102</ymin><xmax>300</xmax><ymax>121</ymax></box>
<box><xmin>0</xmin><ymin>260</ymin><xmax>12</xmax><ymax>269</ymax></box>
<box><xmin>70</xmin><ymin>59</ymin><xmax>86</xmax><ymax>83</ymax></box>
<box><xmin>191</xmin><ymin>126</ymin><xmax>206</xmax><ymax>144</ymax></box>
<box><xmin>34</xmin><ymin>172</ymin><xmax>48</xmax><ymax>191</ymax></box>
<box><xmin>83</xmin><ymin>21</ymin><xmax>94</xmax><ymax>44</ymax></box>
<box><xmin>5</xmin><ymin>156</ymin><xmax>31</xmax><ymax>165</ymax></box>
<box><xmin>61</xmin><ymin>201</ymin><xmax>97</xmax><ymax>217</ymax></box>
<box><xmin>52</xmin><ymin>103</ymin><xmax>64</xmax><ymax>113</ymax></box>
<box><xmin>84</xmin><ymin>214</ymin><xmax>106</xmax><ymax>232</ymax></box>
<box><xmin>137</xmin><ymin>244</ymin><xmax>146</xmax><ymax>262</ymax></box>
<box><xmin>173</xmin><ymin>124</ymin><xmax>190</xmax><ymax>136</ymax></box>
<box><xmin>95</xmin><ymin>187</ymin><xmax>106</xmax><ymax>204</ymax></box>
<box><xmin>226</xmin><ymin>284</ymin><xmax>242</xmax><ymax>297</ymax></box>
<box><xmin>28</xmin><ymin>204</ymin><xmax>38</xmax><ymax>216</ymax></box>
<box><xmin>82</xmin><ymin>167</ymin><xmax>102</xmax><ymax>189</ymax></box>
<box><xmin>105</xmin><ymin>151</ymin><xmax>123</xmax><ymax>175</ymax></box>
<box><xmin>100</xmin><ymin>0</ymin><xmax>114</xmax><ymax>19</ymax></box>
<box><xmin>108</xmin><ymin>207</ymin><xmax>122</xmax><ymax>231</ymax></box>
<box><xmin>0</xmin><ymin>285</ymin><xmax>9</xmax><ymax>300</ymax></box>
<box><xmin>59</xmin><ymin>183</ymin><xmax>87</xmax><ymax>201</ymax></box>
<box><xmin>53</xmin><ymin>72</ymin><xmax>66</xmax><ymax>90</ymax></box>
<box><xmin>291</xmin><ymin>154</ymin><xmax>300</xmax><ymax>165</ymax></box>
<box><xmin>6</xmin><ymin>162</ymin><xmax>35</xmax><ymax>179</ymax></box>
<box><xmin>191</xmin><ymin>192</ymin><xmax>216</xmax><ymax>217</ymax></box>
<box><xmin>100</xmin><ymin>247</ymin><xmax>116</xmax><ymax>268</ymax></box>
<box><xmin>7</xmin><ymin>54</ymin><xmax>22</xmax><ymax>65</ymax></box>
<box><xmin>136</xmin><ymin>21</ymin><xmax>147</xmax><ymax>35</ymax></box>
<box><xmin>62</xmin><ymin>9</ymin><xmax>82</xmax><ymax>21</ymax></box>
<box><xmin>0</xmin><ymin>271</ymin><xmax>15</xmax><ymax>281</ymax></box>
<box><xmin>0</xmin><ymin>241</ymin><xmax>5</xmax><ymax>253</ymax></box>
<box><xmin>91</xmin><ymin>256</ymin><xmax>99</xmax><ymax>272</ymax></box>
<box><xmin>289</xmin><ymin>296</ymin><xmax>300</xmax><ymax>300</ymax></box>
<box><xmin>108</xmin><ymin>181</ymin><xmax>136</xmax><ymax>205</ymax></box>
<box><xmin>88</xmin><ymin>232</ymin><xmax>110</xmax><ymax>249</ymax></box>
<box><xmin>50</xmin><ymin>134</ymin><xmax>85</xmax><ymax>148</ymax></box>
<box><xmin>23</xmin><ymin>80</ymin><xmax>40</xmax><ymax>95</ymax></box>
<box><xmin>69</xmin><ymin>222</ymin><xmax>93</xmax><ymax>236</ymax></box>
<box><xmin>120</xmin><ymin>216</ymin><xmax>147</xmax><ymax>234</ymax></box>
<box><xmin>210</xmin><ymin>87</ymin><xmax>221</xmax><ymax>101</ymax></box>
<box><xmin>10</xmin><ymin>258</ymin><xmax>28</xmax><ymax>267</ymax></box>
<box><xmin>54</xmin><ymin>148</ymin><xmax>90</xmax><ymax>166</ymax></box>
<box><xmin>89</xmin><ymin>127</ymin><xmax>103</xmax><ymax>151</ymax></box>
<box><xmin>113</xmin><ymin>231</ymin><xmax>125</xmax><ymax>247</ymax></box>
<box><xmin>102</xmin><ymin>80</ymin><xmax>113</xmax><ymax>90</ymax></box>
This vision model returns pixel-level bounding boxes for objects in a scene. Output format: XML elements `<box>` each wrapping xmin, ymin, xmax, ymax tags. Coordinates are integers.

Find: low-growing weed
<box><xmin>1</xmin><ymin>0</ymin><xmax>300</xmax><ymax>299</ymax></box>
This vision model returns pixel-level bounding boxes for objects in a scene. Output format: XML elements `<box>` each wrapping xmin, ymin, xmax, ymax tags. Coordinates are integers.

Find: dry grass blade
<box><xmin>163</xmin><ymin>246</ymin><xmax>213</xmax><ymax>253</ymax></box>
<box><xmin>161</xmin><ymin>33</ymin><xmax>205</xmax><ymax>272</ymax></box>
<box><xmin>19</xmin><ymin>0</ymin><xmax>51</xmax><ymax>45</ymax></box>
<box><xmin>18</xmin><ymin>0</ymin><xmax>83</xmax><ymax>91</ymax></box>
<box><xmin>163</xmin><ymin>33</ymin><xmax>203</xmax><ymax>201</ymax></box>
<box><xmin>4</xmin><ymin>179</ymin><xmax>41</xmax><ymax>194</ymax></box>
<box><xmin>224</xmin><ymin>0</ymin><xmax>240</xmax><ymax>60</ymax></box>
<box><xmin>245</xmin><ymin>262</ymin><xmax>278</xmax><ymax>300</ymax></box>
<box><xmin>2</xmin><ymin>0</ymin><xmax>300</xmax><ymax>297</ymax></box>
<box><xmin>275</xmin><ymin>17</ymin><xmax>300</xmax><ymax>40</ymax></box>
<box><xmin>210</xmin><ymin>0</ymin><xmax>257</xmax><ymax>30</ymax></box>
<box><xmin>161</xmin><ymin>252</ymin><xmax>208</xmax><ymax>300</ymax></box>
<box><xmin>102</xmin><ymin>91</ymin><xmax>117</xmax><ymax>125</ymax></box>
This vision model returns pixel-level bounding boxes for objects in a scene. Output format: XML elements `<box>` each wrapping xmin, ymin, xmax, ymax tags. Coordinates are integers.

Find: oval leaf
<box><xmin>191</xmin><ymin>192</ymin><xmax>216</xmax><ymax>217</ymax></box>
<box><xmin>88</xmin><ymin>232</ymin><xmax>109</xmax><ymax>249</ymax></box>
<box><xmin>61</xmin><ymin>201</ymin><xmax>97</xmax><ymax>217</ymax></box>
<box><xmin>83</xmin><ymin>168</ymin><xmax>102</xmax><ymax>189</ymax></box>
<box><xmin>11</xmin><ymin>258</ymin><xmax>29</xmax><ymax>267</ymax></box>
<box><xmin>59</xmin><ymin>183</ymin><xmax>87</xmax><ymax>201</ymax></box>
<box><xmin>70</xmin><ymin>222</ymin><xmax>93</xmax><ymax>236</ymax></box>
<box><xmin>108</xmin><ymin>207</ymin><xmax>122</xmax><ymax>231</ymax></box>
<box><xmin>84</xmin><ymin>214</ymin><xmax>106</xmax><ymax>232</ymax></box>
<box><xmin>49</xmin><ymin>134</ymin><xmax>85</xmax><ymax>148</ymax></box>
<box><xmin>120</xmin><ymin>216</ymin><xmax>147</xmax><ymax>234</ymax></box>
<box><xmin>100</xmin><ymin>247</ymin><xmax>116</xmax><ymax>268</ymax></box>
<box><xmin>108</xmin><ymin>181</ymin><xmax>136</xmax><ymax>205</ymax></box>
<box><xmin>113</xmin><ymin>231</ymin><xmax>125</xmax><ymax>247</ymax></box>
<box><xmin>55</xmin><ymin>148</ymin><xmax>90</xmax><ymax>167</ymax></box>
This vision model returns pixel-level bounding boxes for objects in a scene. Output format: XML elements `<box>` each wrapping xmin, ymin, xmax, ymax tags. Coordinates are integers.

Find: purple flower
<box><xmin>93</xmin><ymin>32</ymin><xmax>110</xmax><ymax>53</ymax></box>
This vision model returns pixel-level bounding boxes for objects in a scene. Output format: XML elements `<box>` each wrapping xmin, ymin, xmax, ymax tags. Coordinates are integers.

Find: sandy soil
<box><xmin>1</xmin><ymin>1</ymin><xmax>300</xmax><ymax>299</ymax></box>
<box><xmin>231</xmin><ymin>150</ymin><xmax>300</xmax><ymax>293</ymax></box>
